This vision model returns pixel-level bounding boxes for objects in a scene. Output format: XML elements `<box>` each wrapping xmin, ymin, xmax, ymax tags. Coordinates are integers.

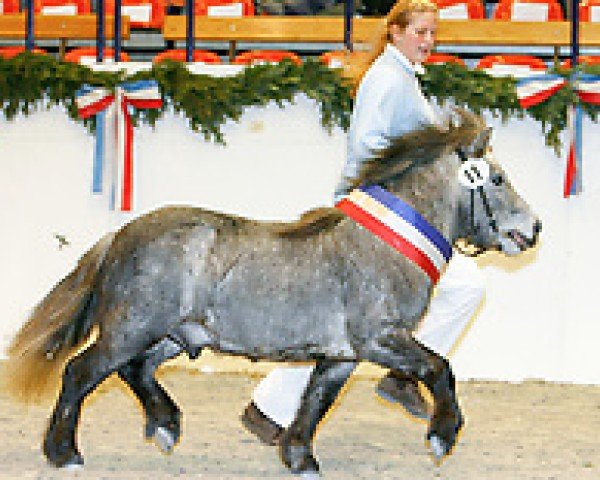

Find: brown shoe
<box><xmin>241</xmin><ymin>402</ymin><xmax>284</xmax><ymax>446</ymax></box>
<box><xmin>376</xmin><ymin>372</ymin><xmax>431</xmax><ymax>420</ymax></box>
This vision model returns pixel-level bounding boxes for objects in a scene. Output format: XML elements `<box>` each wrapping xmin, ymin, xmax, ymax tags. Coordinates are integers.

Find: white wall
<box><xmin>1</xmin><ymin>95</ymin><xmax>598</xmax><ymax>384</ymax></box>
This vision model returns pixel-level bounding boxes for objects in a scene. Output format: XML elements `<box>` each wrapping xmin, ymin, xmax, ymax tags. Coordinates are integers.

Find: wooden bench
<box><xmin>0</xmin><ymin>15</ymin><xmax>130</xmax><ymax>58</ymax></box>
<box><xmin>161</xmin><ymin>17</ymin><xmax>600</xmax><ymax>60</ymax></box>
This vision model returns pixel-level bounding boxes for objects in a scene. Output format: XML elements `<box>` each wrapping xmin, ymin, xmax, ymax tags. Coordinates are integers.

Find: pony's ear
<box><xmin>471</xmin><ymin>127</ymin><xmax>492</xmax><ymax>157</ymax></box>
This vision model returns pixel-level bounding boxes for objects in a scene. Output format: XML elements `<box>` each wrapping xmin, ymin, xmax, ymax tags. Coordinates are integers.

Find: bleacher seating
<box><xmin>0</xmin><ymin>0</ymin><xmax>20</xmax><ymax>14</ymax></box>
<box><xmin>0</xmin><ymin>46</ymin><xmax>47</xmax><ymax>58</ymax></box>
<box><xmin>195</xmin><ymin>0</ymin><xmax>254</xmax><ymax>16</ymax></box>
<box><xmin>64</xmin><ymin>47</ymin><xmax>130</xmax><ymax>63</ymax></box>
<box><xmin>34</xmin><ymin>0</ymin><xmax>91</xmax><ymax>15</ymax></box>
<box><xmin>105</xmin><ymin>0</ymin><xmax>165</xmax><ymax>29</ymax></box>
<box><xmin>434</xmin><ymin>0</ymin><xmax>485</xmax><ymax>19</ymax></box>
<box><xmin>493</xmin><ymin>0</ymin><xmax>564</xmax><ymax>21</ymax></box>
<box><xmin>424</xmin><ymin>53</ymin><xmax>466</xmax><ymax>66</ymax></box>
<box><xmin>579</xmin><ymin>0</ymin><xmax>600</xmax><ymax>22</ymax></box>
<box><xmin>233</xmin><ymin>50</ymin><xmax>302</xmax><ymax>65</ymax></box>
<box><xmin>153</xmin><ymin>49</ymin><xmax>222</xmax><ymax>63</ymax></box>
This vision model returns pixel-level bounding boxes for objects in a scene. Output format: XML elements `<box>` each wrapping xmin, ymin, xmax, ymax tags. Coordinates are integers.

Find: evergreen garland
<box><xmin>1</xmin><ymin>52</ymin><xmax>599</xmax><ymax>153</ymax></box>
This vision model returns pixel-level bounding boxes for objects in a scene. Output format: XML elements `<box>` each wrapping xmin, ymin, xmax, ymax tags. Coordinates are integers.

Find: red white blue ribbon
<box><xmin>516</xmin><ymin>73</ymin><xmax>600</xmax><ymax>197</ymax></box>
<box><xmin>75</xmin><ymin>80</ymin><xmax>162</xmax><ymax>211</ymax></box>
<box><xmin>336</xmin><ymin>185</ymin><xmax>452</xmax><ymax>284</ymax></box>
<box><xmin>515</xmin><ymin>74</ymin><xmax>567</xmax><ymax>109</ymax></box>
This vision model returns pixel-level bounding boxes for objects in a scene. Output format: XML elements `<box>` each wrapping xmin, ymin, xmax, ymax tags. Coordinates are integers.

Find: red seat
<box><xmin>561</xmin><ymin>56</ymin><xmax>600</xmax><ymax>68</ymax></box>
<box><xmin>579</xmin><ymin>0</ymin><xmax>600</xmax><ymax>21</ymax></box>
<box><xmin>195</xmin><ymin>0</ymin><xmax>254</xmax><ymax>16</ymax></box>
<box><xmin>64</xmin><ymin>47</ymin><xmax>130</xmax><ymax>63</ymax></box>
<box><xmin>233</xmin><ymin>50</ymin><xmax>302</xmax><ymax>66</ymax></box>
<box><xmin>153</xmin><ymin>49</ymin><xmax>222</xmax><ymax>63</ymax></box>
<box><xmin>477</xmin><ymin>54</ymin><xmax>547</xmax><ymax>70</ymax></box>
<box><xmin>434</xmin><ymin>0</ymin><xmax>485</xmax><ymax>19</ymax></box>
<box><xmin>424</xmin><ymin>53</ymin><xmax>466</xmax><ymax>66</ymax></box>
<box><xmin>1</xmin><ymin>0</ymin><xmax>21</xmax><ymax>13</ymax></box>
<box><xmin>0</xmin><ymin>46</ymin><xmax>47</xmax><ymax>59</ymax></box>
<box><xmin>34</xmin><ymin>0</ymin><xmax>90</xmax><ymax>15</ymax></box>
<box><xmin>493</xmin><ymin>0</ymin><xmax>564</xmax><ymax>21</ymax></box>
<box><xmin>105</xmin><ymin>0</ymin><xmax>165</xmax><ymax>29</ymax></box>
<box><xmin>319</xmin><ymin>50</ymin><xmax>363</xmax><ymax>68</ymax></box>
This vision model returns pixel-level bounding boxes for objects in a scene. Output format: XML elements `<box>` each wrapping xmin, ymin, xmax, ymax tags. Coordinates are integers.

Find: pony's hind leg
<box><xmin>117</xmin><ymin>338</ymin><xmax>183</xmax><ymax>453</ymax></box>
<box><xmin>43</xmin><ymin>343</ymin><xmax>121</xmax><ymax>468</ymax></box>
<box><xmin>279</xmin><ymin>360</ymin><xmax>356</xmax><ymax>476</ymax></box>
<box><xmin>361</xmin><ymin>327</ymin><xmax>463</xmax><ymax>463</ymax></box>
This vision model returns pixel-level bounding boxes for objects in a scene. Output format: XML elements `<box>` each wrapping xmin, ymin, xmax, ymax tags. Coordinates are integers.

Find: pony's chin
<box><xmin>498</xmin><ymin>238</ymin><xmax>524</xmax><ymax>256</ymax></box>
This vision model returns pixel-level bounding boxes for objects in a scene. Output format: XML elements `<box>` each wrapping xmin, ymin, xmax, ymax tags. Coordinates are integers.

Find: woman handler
<box><xmin>243</xmin><ymin>0</ymin><xmax>485</xmax><ymax>444</ymax></box>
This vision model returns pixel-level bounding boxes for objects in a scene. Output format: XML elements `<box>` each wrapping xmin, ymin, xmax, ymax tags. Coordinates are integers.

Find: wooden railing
<box><xmin>161</xmin><ymin>17</ymin><xmax>600</xmax><ymax>46</ymax></box>
<box><xmin>0</xmin><ymin>15</ymin><xmax>130</xmax><ymax>57</ymax></box>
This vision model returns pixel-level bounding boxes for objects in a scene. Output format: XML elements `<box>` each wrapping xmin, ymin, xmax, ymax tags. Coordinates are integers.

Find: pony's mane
<box><xmin>353</xmin><ymin>108</ymin><xmax>485</xmax><ymax>189</ymax></box>
<box><xmin>273</xmin><ymin>108</ymin><xmax>485</xmax><ymax>238</ymax></box>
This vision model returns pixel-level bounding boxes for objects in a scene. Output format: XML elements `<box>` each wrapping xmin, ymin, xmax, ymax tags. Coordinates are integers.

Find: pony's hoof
<box><xmin>155</xmin><ymin>426</ymin><xmax>176</xmax><ymax>453</ymax></box>
<box><xmin>427</xmin><ymin>434</ymin><xmax>448</xmax><ymax>464</ymax></box>
<box><xmin>63</xmin><ymin>461</ymin><xmax>84</xmax><ymax>471</ymax></box>
<box><xmin>299</xmin><ymin>471</ymin><xmax>321</xmax><ymax>479</ymax></box>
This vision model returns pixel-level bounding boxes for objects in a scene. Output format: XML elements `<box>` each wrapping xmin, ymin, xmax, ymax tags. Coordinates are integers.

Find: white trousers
<box><xmin>251</xmin><ymin>253</ymin><xmax>484</xmax><ymax>428</ymax></box>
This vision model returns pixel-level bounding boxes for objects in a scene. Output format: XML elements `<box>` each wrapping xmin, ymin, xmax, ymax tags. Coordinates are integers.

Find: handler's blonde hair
<box><xmin>345</xmin><ymin>0</ymin><xmax>438</xmax><ymax>94</ymax></box>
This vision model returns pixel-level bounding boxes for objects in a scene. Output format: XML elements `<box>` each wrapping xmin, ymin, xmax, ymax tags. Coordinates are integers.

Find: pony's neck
<box><xmin>385</xmin><ymin>152</ymin><xmax>460</xmax><ymax>244</ymax></box>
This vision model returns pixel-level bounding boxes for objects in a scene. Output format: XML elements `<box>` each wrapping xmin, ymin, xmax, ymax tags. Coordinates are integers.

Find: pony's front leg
<box><xmin>360</xmin><ymin>327</ymin><xmax>463</xmax><ymax>463</ymax></box>
<box><xmin>118</xmin><ymin>338</ymin><xmax>183</xmax><ymax>453</ymax></box>
<box><xmin>279</xmin><ymin>360</ymin><xmax>356</xmax><ymax>477</ymax></box>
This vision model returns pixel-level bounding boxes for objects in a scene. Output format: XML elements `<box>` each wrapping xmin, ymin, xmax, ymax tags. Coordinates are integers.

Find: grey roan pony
<box><xmin>5</xmin><ymin>109</ymin><xmax>540</xmax><ymax>476</ymax></box>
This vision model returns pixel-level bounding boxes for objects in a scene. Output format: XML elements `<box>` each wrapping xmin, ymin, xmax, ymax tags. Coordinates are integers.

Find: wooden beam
<box><xmin>162</xmin><ymin>16</ymin><xmax>600</xmax><ymax>47</ymax></box>
<box><xmin>0</xmin><ymin>15</ymin><xmax>130</xmax><ymax>39</ymax></box>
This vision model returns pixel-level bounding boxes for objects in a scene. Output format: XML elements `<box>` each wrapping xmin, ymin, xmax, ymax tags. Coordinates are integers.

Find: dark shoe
<box><xmin>241</xmin><ymin>402</ymin><xmax>284</xmax><ymax>446</ymax></box>
<box><xmin>376</xmin><ymin>372</ymin><xmax>431</xmax><ymax>420</ymax></box>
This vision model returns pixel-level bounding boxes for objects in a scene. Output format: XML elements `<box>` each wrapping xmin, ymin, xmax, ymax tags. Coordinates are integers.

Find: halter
<box><xmin>455</xmin><ymin>148</ymin><xmax>499</xmax><ymax>257</ymax></box>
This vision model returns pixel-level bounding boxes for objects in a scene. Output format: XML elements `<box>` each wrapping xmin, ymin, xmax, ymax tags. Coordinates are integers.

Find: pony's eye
<box><xmin>491</xmin><ymin>173</ymin><xmax>504</xmax><ymax>186</ymax></box>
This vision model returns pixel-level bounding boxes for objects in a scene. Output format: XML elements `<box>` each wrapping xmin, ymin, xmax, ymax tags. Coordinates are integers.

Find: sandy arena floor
<box><xmin>1</xmin><ymin>367</ymin><xmax>599</xmax><ymax>480</ymax></box>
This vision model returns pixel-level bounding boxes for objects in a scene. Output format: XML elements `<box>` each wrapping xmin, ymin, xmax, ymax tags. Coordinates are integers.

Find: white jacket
<box><xmin>336</xmin><ymin>44</ymin><xmax>438</xmax><ymax>200</ymax></box>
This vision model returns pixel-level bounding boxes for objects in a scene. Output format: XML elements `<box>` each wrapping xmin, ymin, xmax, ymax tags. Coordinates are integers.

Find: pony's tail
<box><xmin>3</xmin><ymin>233</ymin><xmax>115</xmax><ymax>404</ymax></box>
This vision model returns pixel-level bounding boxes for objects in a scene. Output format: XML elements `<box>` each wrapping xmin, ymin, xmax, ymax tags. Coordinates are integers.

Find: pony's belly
<box><xmin>205</xmin><ymin>271</ymin><xmax>355</xmax><ymax>359</ymax></box>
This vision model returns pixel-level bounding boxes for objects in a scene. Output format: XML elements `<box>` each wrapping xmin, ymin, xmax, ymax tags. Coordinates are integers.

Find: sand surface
<box><xmin>1</xmin><ymin>368</ymin><xmax>599</xmax><ymax>479</ymax></box>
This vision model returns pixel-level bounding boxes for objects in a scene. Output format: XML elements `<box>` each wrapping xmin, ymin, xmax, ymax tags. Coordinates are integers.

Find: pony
<box><xmin>4</xmin><ymin>109</ymin><xmax>540</xmax><ymax>477</ymax></box>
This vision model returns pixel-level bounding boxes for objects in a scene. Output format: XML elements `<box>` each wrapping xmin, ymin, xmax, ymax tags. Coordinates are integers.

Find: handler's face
<box><xmin>391</xmin><ymin>11</ymin><xmax>437</xmax><ymax>64</ymax></box>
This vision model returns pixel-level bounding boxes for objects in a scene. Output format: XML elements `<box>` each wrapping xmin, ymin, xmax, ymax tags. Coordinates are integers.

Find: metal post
<box><xmin>25</xmin><ymin>0</ymin><xmax>34</xmax><ymax>51</ymax></box>
<box><xmin>186</xmin><ymin>0</ymin><xmax>194</xmax><ymax>62</ymax></box>
<box><xmin>571</xmin><ymin>0</ymin><xmax>578</xmax><ymax>67</ymax></box>
<box><xmin>114</xmin><ymin>0</ymin><xmax>122</xmax><ymax>61</ymax></box>
<box><xmin>344</xmin><ymin>0</ymin><xmax>354</xmax><ymax>52</ymax></box>
<box><xmin>97</xmin><ymin>0</ymin><xmax>105</xmax><ymax>62</ymax></box>
<box><xmin>570</xmin><ymin>0</ymin><xmax>582</xmax><ymax>195</ymax></box>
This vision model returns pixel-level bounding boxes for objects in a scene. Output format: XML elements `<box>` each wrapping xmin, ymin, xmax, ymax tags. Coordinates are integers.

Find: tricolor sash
<box><xmin>515</xmin><ymin>73</ymin><xmax>600</xmax><ymax>197</ymax></box>
<box><xmin>336</xmin><ymin>185</ymin><xmax>453</xmax><ymax>284</ymax></box>
<box><xmin>75</xmin><ymin>80</ymin><xmax>162</xmax><ymax>211</ymax></box>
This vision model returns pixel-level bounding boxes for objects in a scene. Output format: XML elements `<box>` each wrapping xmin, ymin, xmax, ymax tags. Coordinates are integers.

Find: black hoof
<box><xmin>145</xmin><ymin>414</ymin><xmax>181</xmax><ymax>453</ymax></box>
<box><xmin>426</xmin><ymin>432</ymin><xmax>451</xmax><ymax>464</ymax></box>
<box><xmin>426</xmin><ymin>409</ymin><xmax>463</xmax><ymax>464</ymax></box>
<box><xmin>43</xmin><ymin>440</ymin><xmax>83</xmax><ymax>469</ymax></box>
<box><xmin>280</xmin><ymin>440</ymin><xmax>320</xmax><ymax>475</ymax></box>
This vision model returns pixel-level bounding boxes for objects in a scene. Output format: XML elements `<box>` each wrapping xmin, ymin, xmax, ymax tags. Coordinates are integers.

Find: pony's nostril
<box><xmin>533</xmin><ymin>220</ymin><xmax>542</xmax><ymax>235</ymax></box>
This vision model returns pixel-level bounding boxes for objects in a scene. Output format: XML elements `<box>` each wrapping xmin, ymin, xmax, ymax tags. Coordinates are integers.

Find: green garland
<box><xmin>1</xmin><ymin>52</ymin><xmax>599</xmax><ymax>152</ymax></box>
<box><xmin>419</xmin><ymin>62</ymin><xmax>600</xmax><ymax>152</ymax></box>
